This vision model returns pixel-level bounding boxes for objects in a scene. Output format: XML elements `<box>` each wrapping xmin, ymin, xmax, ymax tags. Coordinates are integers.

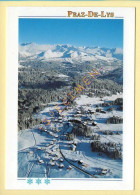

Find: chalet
<box><xmin>76</xmin><ymin>110</ymin><xmax>81</xmax><ymax>114</ymax></box>
<box><xmin>49</xmin><ymin>161</ymin><xmax>55</xmax><ymax>166</ymax></box>
<box><xmin>87</xmin><ymin>109</ymin><xmax>95</xmax><ymax>114</ymax></box>
<box><xmin>38</xmin><ymin>159</ymin><xmax>44</xmax><ymax>165</ymax></box>
<box><xmin>100</xmin><ymin>110</ymin><xmax>106</xmax><ymax>114</ymax></box>
<box><xmin>59</xmin><ymin>158</ymin><xmax>64</xmax><ymax>162</ymax></box>
<box><xmin>67</xmin><ymin>165</ymin><xmax>72</xmax><ymax>170</ymax></box>
<box><xmin>59</xmin><ymin>163</ymin><xmax>64</xmax><ymax>168</ymax></box>
<box><xmin>71</xmin><ymin>144</ymin><xmax>76</xmax><ymax>151</ymax></box>
<box><xmin>29</xmin><ymin>151</ymin><xmax>34</xmax><ymax>155</ymax></box>
<box><xmin>78</xmin><ymin>160</ymin><xmax>84</xmax><ymax>165</ymax></box>
<box><xmin>73</xmin><ymin>140</ymin><xmax>77</xmax><ymax>146</ymax></box>
<box><xmin>92</xmin><ymin>121</ymin><xmax>97</xmax><ymax>126</ymax></box>
<box><xmin>58</xmin><ymin>116</ymin><xmax>62</xmax><ymax>120</ymax></box>
<box><xmin>37</xmin><ymin>147</ymin><xmax>42</xmax><ymax>150</ymax></box>
<box><xmin>101</xmin><ymin>169</ymin><xmax>108</xmax><ymax>175</ymax></box>
<box><xmin>75</xmin><ymin>114</ymin><xmax>82</xmax><ymax>117</ymax></box>
<box><xmin>46</xmin><ymin>150</ymin><xmax>51</xmax><ymax>155</ymax></box>
<box><xmin>83</xmin><ymin>121</ymin><xmax>87</xmax><ymax>126</ymax></box>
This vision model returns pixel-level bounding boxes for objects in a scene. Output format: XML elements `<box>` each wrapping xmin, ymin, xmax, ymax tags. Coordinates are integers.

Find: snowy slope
<box><xmin>18</xmin><ymin>93</ymin><xmax>123</xmax><ymax>178</ymax></box>
<box><xmin>99</xmin><ymin>67</ymin><xmax>123</xmax><ymax>84</ymax></box>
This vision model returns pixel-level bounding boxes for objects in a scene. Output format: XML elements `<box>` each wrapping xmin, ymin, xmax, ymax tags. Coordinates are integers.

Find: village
<box><xmin>18</xmin><ymin>92</ymin><xmax>123</xmax><ymax>178</ymax></box>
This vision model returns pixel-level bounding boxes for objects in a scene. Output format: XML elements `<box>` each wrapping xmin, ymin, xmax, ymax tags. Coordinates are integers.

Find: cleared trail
<box><xmin>59</xmin><ymin>146</ymin><xmax>97</xmax><ymax>178</ymax></box>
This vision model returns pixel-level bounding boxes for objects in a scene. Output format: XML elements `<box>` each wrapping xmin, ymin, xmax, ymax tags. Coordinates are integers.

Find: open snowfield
<box><xmin>18</xmin><ymin>93</ymin><xmax>123</xmax><ymax>178</ymax></box>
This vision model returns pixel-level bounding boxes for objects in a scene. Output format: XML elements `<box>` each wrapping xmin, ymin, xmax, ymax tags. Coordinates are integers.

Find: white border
<box><xmin>6</xmin><ymin>7</ymin><xmax>135</xmax><ymax>190</ymax></box>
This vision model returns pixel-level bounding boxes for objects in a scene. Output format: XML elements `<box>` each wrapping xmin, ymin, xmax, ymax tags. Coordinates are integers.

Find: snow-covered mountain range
<box><xmin>19</xmin><ymin>43</ymin><xmax>123</xmax><ymax>63</ymax></box>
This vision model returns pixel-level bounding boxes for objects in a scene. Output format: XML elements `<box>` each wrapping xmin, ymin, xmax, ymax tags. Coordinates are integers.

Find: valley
<box><xmin>18</xmin><ymin>43</ymin><xmax>123</xmax><ymax>179</ymax></box>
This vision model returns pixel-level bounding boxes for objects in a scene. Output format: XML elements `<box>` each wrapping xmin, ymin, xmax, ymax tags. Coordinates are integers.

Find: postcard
<box><xmin>6</xmin><ymin>7</ymin><xmax>135</xmax><ymax>190</ymax></box>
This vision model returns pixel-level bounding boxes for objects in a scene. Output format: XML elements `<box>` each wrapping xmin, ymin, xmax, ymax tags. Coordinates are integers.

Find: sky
<box><xmin>19</xmin><ymin>19</ymin><xmax>123</xmax><ymax>48</ymax></box>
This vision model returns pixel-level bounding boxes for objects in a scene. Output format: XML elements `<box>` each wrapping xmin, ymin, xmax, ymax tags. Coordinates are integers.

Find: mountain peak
<box><xmin>19</xmin><ymin>43</ymin><xmax>123</xmax><ymax>62</ymax></box>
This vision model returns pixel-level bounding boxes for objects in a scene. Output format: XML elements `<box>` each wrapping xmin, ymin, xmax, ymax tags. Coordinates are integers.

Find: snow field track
<box><xmin>26</xmin><ymin>162</ymin><xmax>35</xmax><ymax>178</ymax></box>
<box><xmin>18</xmin><ymin>129</ymin><xmax>37</xmax><ymax>152</ymax></box>
<box><xmin>82</xmin><ymin>152</ymin><xmax>122</xmax><ymax>172</ymax></box>
<box><xmin>96</xmin><ymin>125</ymin><xmax>122</xmax><ymax>144</ymax></box>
